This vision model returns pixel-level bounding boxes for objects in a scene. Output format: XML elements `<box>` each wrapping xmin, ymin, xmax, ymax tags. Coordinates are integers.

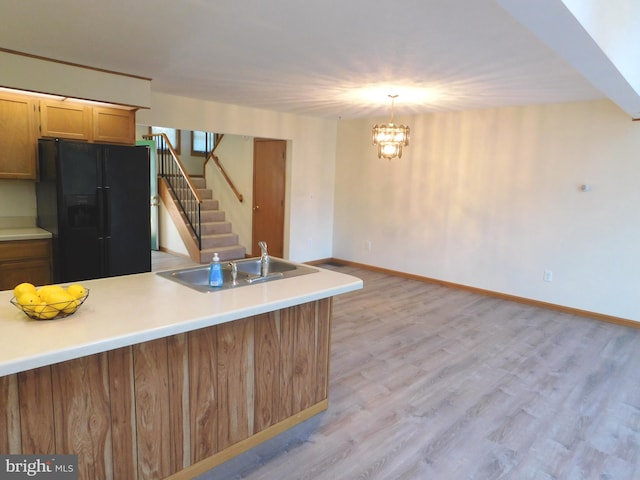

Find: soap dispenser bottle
<box><xmin>208</xmin><ymin>252</ymin><xmax>223</xmax><ymax>287</ymax></box>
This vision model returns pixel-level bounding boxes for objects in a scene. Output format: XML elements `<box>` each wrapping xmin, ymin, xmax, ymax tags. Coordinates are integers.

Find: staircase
<box><xmin>191</xmin><ymin>177</ymin><xmax>246</xmax><ymax>263</ymax></box>
<box><xmin>145</xmin><ymin>131</ymin><xmax>246</xmax><ymax>264</ymax></box>
<box><xmin>159</xmin><ymin>175</ymin><xmax>246</xmax><ymax>264</ymax></box>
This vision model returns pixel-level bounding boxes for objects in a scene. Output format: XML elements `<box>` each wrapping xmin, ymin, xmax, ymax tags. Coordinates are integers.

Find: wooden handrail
<box><xmin>144</xmin><ymin>133</ymin><xmax>203</xmax><ymax>203</ymax></box>
<box><xmin>211</xmin><ymin>154</ymin><xmax>244</xmax><ymax>203</ymax></box>
<box><xmin>202</xmin><ymin>133</ymin><xmax>224</xmax><ymax>175</ymax></box>
<box><xmin>203</xmin><ymin>134</ymin><xmax>244</xmax><ymax>203</ymax></box>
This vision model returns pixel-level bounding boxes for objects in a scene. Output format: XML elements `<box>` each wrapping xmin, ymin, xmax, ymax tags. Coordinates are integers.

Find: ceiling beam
<box><xmin>496</xmin><ymin>0</ymin><xmax>640</xmax><ymax>119</ymax></box>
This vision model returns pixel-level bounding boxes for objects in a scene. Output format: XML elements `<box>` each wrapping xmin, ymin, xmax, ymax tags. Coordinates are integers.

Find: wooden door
<box><xmin>252</xmin><ymin>139</ymin><xmax>286</xmax><ymax>258</ymax></box>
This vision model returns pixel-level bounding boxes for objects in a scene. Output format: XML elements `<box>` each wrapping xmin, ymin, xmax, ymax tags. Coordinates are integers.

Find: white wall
<box><xmin>158</xmin><ymin>199</ymin><xmax>189</xmax><ymax>257</ymax></box>
<box><xmin>0</xmin><ymin>180</ymin><xmax>36</xmax><ymax>227</ymax></box>
<box><xmin>137</xmin><ymin>92</ymin><xmax>338</xmax><ymax>262</ymax></box>
<box><xmin>334</xmin><ymin>99</ymin><xmax>640</xmax><ymax>321</ymax></box>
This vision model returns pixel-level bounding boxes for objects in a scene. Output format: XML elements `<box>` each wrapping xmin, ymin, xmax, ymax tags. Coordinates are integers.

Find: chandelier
<box><xmin>372</xmin><ymin>94</ymin><xmax>410</xmax><ymax>159</ymax></box>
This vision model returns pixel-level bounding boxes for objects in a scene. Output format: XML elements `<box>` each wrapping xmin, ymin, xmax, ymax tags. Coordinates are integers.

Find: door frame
<box><xmin>136</xmin><ymin>139</ymin><xmax>158</xmax><ymax>251</ymax></box>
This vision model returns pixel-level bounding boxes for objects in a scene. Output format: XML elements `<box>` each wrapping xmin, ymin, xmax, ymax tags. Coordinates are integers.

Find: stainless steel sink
<box><xmin>157</xmin><ymin>256</ymin><xmax>318</xmax><ymax>293</ymax></box>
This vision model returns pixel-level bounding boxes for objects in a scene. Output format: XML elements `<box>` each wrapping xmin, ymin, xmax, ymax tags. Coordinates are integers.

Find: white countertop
<box><xmin>0</xmin><ymin>265</ymin><xmax>363</xmax><ymax>376</ymax></box>
<box><xmin>0</xmin><ymin>226</ymin><xmax>52</xmax><ymax>241</ymax></box>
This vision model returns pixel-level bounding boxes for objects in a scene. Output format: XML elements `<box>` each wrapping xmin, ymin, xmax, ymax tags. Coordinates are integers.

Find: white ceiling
<box><xmin>0</xmin><ymin>0</ymin><xmax>638</xmax><ymax>119</ymax></box>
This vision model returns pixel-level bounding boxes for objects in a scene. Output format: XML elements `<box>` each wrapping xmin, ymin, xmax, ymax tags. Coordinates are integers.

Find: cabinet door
<box><xmin>0</xmin><ymin>92</ymin><xmax>37</xmax><ymax>180</ymax></box>
<box><xmin>0</xmin><ymin>239</ymin><xmax>52</xmax><ymax>290</ymax></box>
<box><xmin>40</xmin><ymin>99</ymin><xmax>91</xmax><ymax>141</ymax></box>
<box><xmin>0</xmin><ymin>259</ymin><xmax>51</xmax><ymax>290</ymax></box>
<box><xmin>92</xmin><ymin>107</ymin><xmax>135</xmax><ymax>144</ymax></box>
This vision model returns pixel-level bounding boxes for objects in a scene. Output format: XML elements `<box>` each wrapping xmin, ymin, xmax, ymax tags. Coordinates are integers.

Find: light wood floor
<box><xmin>190</xmin><ymin>262</ymin><xmax>640</xmax><ymax>480</ymax></box>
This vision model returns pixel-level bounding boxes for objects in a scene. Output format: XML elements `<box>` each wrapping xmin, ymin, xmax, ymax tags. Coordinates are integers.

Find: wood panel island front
<box><xmin>0</xmin><ymin>264</ymin><xmax>362</xmax><ymax>479</ymax></box>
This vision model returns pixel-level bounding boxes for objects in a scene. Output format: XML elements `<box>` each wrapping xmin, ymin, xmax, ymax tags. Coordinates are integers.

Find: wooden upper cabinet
<box><xmin>92</xmin><ymin>107</ymin><xmax>135</xmax><ymax>144</ymax></box>
<box><xmin>39</xmin><ymin>99</ymin><xmax>92</xmax><ymax>141</ymax></box>
<box><xmin>40</xmin><ymin>100</ymin><xmax>136</xmax><ymax>144</ymax></box>
<box><xmin>0</xmin><ymin>92</ymin><xmax>38</xmax><ymax>180</ymax></box>
<box><xmin>0</xmin><ymin>92</ymin><xmax>137</xmax><ymax>181</ymax></box>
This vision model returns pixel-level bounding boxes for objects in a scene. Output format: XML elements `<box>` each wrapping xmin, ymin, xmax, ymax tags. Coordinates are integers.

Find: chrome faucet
<box><xmin>258</xmin><ymin>241</ymin><xmax>269</xmax><ymax>276</ymax></box>
<box><xmin>228</xmin><ymin>261</ymin><xmax>238</xmax><ymax>285</ymax></box>
<box><xmin>258</xmin><ymin>241</ymin><xmax>269</xmax><ymax>260</ymax></box>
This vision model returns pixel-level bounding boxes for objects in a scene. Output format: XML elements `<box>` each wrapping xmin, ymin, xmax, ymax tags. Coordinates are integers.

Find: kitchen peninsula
<box><xmin>0</xmin><ymin>264</ymin><xmax>362</xmax><ymax>479</ymax></box>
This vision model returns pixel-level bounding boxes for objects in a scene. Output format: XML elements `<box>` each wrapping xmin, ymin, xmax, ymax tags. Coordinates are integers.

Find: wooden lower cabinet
<box><xmin>0</xmin><ymin>239</ymin><xmax>52</xmax><ymax>290</ymax></box>
<box><xmin>0</xmin><ymin>298</ymin><xmax>332</xmax><ymax>480</ymax></box>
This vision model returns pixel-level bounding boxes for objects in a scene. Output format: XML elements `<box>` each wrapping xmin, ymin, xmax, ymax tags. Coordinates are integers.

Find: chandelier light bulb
<box><xmin>372</xmin><ymin>95</ymin><xmax>410</xmax><ymax>160</ymax></box>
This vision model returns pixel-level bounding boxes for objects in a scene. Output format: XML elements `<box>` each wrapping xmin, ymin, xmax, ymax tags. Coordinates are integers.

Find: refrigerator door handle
<box><xmin>97</xmin><ymin>186</ymin><xmax>105</xmax><ymax>238</ymax></box>
<box><xmin>104</xmin><ymin>186</ymin><xmax>112</xmax><ymax>237</ymax></box>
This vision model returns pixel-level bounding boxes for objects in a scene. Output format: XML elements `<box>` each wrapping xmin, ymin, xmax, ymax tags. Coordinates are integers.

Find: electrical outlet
<box><xmin>544</xmin><ymin>270</ymin><xmax>553</xmax><ymax>282</ymax></box>
<box><xmin>365</xmin><ymin>240</ymin><xmax>372</xmax><ymax>251</ymax></box>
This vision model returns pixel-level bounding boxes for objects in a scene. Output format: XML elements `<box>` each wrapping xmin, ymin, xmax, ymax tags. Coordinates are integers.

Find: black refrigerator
<box><xmin>36</xmin><ymin>138</ymin><xmax>151</xmax><ymax>283</ymax></box>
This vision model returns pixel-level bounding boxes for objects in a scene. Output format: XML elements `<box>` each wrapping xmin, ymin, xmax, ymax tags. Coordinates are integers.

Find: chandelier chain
<box><xmin>389</xmin><ymin>94</ymin><xmax>398</xmax><ymax>122</ymax></box>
